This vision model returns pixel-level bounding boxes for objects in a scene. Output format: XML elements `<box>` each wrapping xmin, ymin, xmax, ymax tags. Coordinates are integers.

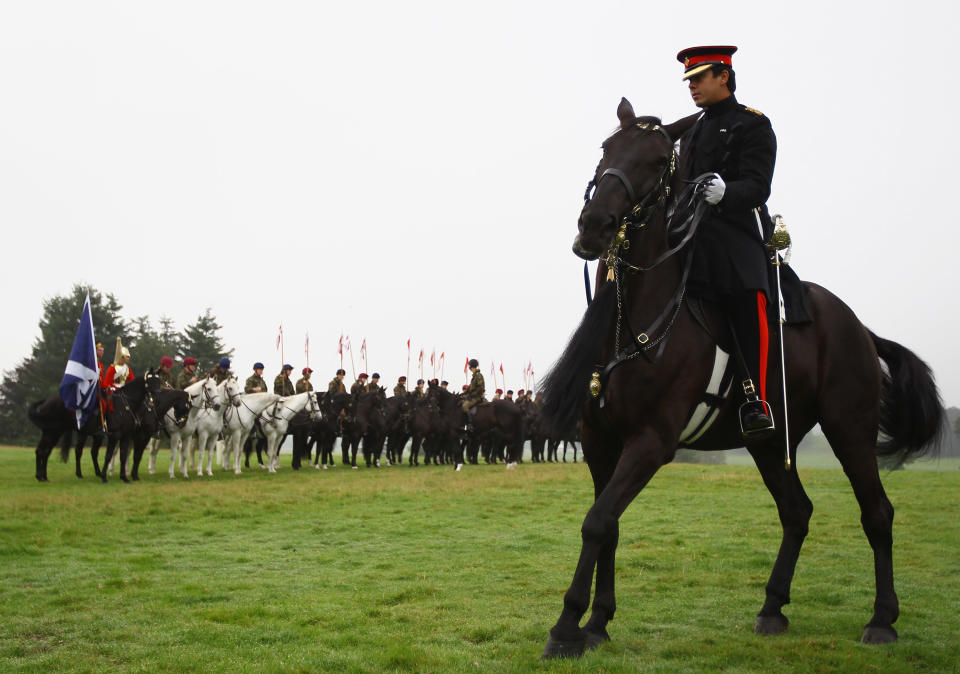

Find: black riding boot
<box><xmin>725</xmin><ymin>292</ymin><xmax>774</xmax><ymax>438</ymax></box>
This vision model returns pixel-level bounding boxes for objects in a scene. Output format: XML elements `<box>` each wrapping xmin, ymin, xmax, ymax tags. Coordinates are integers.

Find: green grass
<box><xmin>1</xmin><ymin>446</ymin><xmax>958</xmax><ymax>672</ymax></box>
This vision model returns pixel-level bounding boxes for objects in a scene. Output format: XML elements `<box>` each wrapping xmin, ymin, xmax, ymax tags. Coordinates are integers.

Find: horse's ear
<box><xmin>617</xmin><ymin>97</ymin><xmax>636</xmax><ymax>128</ymax></box>
<box><xmin>663</xmin><ymin>112</ymin><xmax>702</xmax><ymax>141</ymax></box>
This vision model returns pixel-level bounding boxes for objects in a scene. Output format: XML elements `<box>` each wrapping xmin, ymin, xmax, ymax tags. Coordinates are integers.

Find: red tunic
<box><xmin>103</xmin><ymin>365</ymin><xmax>135</xmax><ymax>390</ymax></box>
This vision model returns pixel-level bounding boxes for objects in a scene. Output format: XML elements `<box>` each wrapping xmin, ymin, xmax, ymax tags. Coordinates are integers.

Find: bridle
<box><xmin>583</xmin><ymin>122</ymin><xmax>676</xmax><ymax>233</ymax></box>
<box><xmin>581</xmin><ymin>120</ymin><xmax>714</xmax><ymax>401</ymax></box>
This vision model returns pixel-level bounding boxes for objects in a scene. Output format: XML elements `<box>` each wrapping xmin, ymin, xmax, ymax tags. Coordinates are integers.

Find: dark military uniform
<box><xmin>274</xmin><ymin>373</ymin><xmax>295</xmax><ymax>396</ymax></box>
<box><xmin>177</xmin><ymin>369</ymin><xmax>198</xmax><ymax>390</ymax></box>
<box><xmin>208</xmin><ymin>366</ymin><xmax>232</xmax><ymax>385</ymax></box>
<box><xmin>296</xmin><ymin>377</ymin><xmax>314</xmax><ymax>393</ymax></box>
<box><xmin>462</xmin><ymin>370</ymin><xmax>485</xmax><ymax>411</ymax></box>
<box><xmin>393</xmin><ymin>383</ymin><xmax>406</xmax><ymax>397</ymax></box>
<box><xmin>350</xmin><ymin>380</ymin><xmax>367</xmax><ymax>396</ymax></box>
<box><xmin>366</xmin><ymin>381</ymin><xmax>381</xmax><ymax>393</ymax></box>
<box><xmin>245</xmin><ymin>374</ymin><xmax>268</xmax><ymax>394</ymax></box>
<box><xmin>328</xmin><ymin>377</ymin><xmax>346</xmax><ymax>394</ymax></box>
<box><xmin>681</xmin><ymin>92</ymin><xmax>776</xmax><ymax>413</ymax></box>
<box><xmin>680</xmin><ymin>94</ymin><xmax>775</xmax><ymax>300</ymax></box>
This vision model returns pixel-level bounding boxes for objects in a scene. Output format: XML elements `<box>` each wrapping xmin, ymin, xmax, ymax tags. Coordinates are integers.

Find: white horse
<box><xmin>147</xmin><ymin>377</ymin><xmax>218</xmax><ymax>478</ymax></box>
<box><xmin>219</xmin><ymin>376</ymin><xmax>280</xmax><ymax>474</ymax></box>
<box><xmin>261</xmin><ymin>391</ymin><xmax>320</xmax><ymax>473</ymax></box>
<box><xmin>190</xmin><ymin>378</ymin><xmax>227</xmax><ymax>477</ymax></box>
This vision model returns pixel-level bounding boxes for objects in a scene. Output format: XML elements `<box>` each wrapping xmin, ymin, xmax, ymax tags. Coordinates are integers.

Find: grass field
<box><xmin>1</xmin><ymin>445</ymin><xmax>958</xmax><ymax>673</ymax></box>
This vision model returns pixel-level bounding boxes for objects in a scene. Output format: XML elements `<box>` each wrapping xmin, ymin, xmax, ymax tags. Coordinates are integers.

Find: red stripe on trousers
<box><xmin>757</xmin><ymin>291</ymin><xmax>768</xmax><ymax>400</ymax></box>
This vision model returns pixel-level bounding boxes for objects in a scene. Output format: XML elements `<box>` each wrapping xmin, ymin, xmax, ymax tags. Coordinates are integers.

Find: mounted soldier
<box><xmin>296</xmin><ymin>367</ymin><xmax>314</xmax><ymax>393</ymax></box>
<box><xmin>327</xmin><ymin>368</ymin><xmax>347</xmax><ymax>394</ymax></box>
<box><xmin>678</xmin><ymin>45</ymin><xmax>776</xmax><ymax>437</ymax></box>
<box><xmin>393</xmin><ymin>376</ymin><xmax>407</xmax><ymax>397</ymax></box>
<box><xmin>461</xmin><ymin>358</ymin><xmax>485</xmax><ymax>432</ymax></box>
<box><xmin>208</xmin><ymin>357</ymin><xmax>232</xmax><ymax>384</ymax></box>
<box><xmin>274</xmin><ymin>364</ymin><xmax>295</xmax><ymax>396</ymax></box>
<box><xmin>245</xmin><ymin>362</ymin><xmax>267</xmax><ymax>393</ymax></box>
<box><xmin>177</xmin><ymin>357</ymin><xmax>199</xmax><ymax>389</ymax></box>
<box><xmin>156</xmin><ymin>356</ymin><xmax>176</xmax><ymax>389</ymax></box>
<box><xmin>350</xmin><ymin>373</ymin><xmax>368</xmax><ymax>396</ymax></box>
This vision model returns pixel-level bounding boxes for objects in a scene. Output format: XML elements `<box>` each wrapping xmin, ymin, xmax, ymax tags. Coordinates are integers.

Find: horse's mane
<box><xmin>540</xmin><ymin>281</ymin><xmax>617</xmax><ymax>436</ymax></box>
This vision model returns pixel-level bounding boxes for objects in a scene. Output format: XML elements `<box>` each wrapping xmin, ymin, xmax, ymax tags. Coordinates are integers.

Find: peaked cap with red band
<box><xmin>677</xmin><ymin>45</ymin><xmax>737</xmax><ymax>80</ymax></box>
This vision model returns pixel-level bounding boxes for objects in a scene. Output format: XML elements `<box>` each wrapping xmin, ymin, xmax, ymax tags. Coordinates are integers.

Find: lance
<box><xmin>406</xmin><ymin>339</ymin><xmax>411</xmax><ymax>390</ymax></box>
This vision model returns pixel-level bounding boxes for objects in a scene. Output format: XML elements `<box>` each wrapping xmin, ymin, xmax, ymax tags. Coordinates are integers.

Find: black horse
<box><xmin>99</xmin><ymin>370</ymin><xmax>176</xmax><ymax>483</ymax></box>
<box><xmin>539</xmin><ymin>99</ymin><xmax>943</xmax><ymax>658</ymax></box>
<box><xmin>28</xmin><ymin>396</ymin><xmax>105</xmax><ymax>481</ymax></box>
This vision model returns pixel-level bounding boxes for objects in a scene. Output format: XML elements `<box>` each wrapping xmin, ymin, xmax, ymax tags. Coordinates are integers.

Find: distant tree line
<box><xmin>0</xmin><ymin>284</ymin><xmax>233</xmax><ymax>446</ymax></box>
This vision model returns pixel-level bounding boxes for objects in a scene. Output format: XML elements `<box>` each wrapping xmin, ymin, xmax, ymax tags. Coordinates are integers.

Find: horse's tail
<box><xmin>59</xmin><ymin>428</ymin><xmax>74</xmax><ymax>463</ymax></box>
<box><xmin>541</xmin><ymin>281</ymin><xmax>616</xmax><ymax>436</ymax></box>
<box><xmin>869</xmin><ymin>330</ymin><xmax>944</xmax><ymax>467</ymax></box>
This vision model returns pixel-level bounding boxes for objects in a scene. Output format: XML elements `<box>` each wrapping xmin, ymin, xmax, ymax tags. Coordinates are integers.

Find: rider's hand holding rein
<box><xmin>703</xmin><ymin>173</ymin><xmax>726</xmax><ymax>205</ymax></box>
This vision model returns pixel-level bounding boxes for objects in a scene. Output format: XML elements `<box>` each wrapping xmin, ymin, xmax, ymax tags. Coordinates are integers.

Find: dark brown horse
<box><xmin>539</xmin><ymin>98</ymin><xmax>943</xmax><ymax>658</ymax></box>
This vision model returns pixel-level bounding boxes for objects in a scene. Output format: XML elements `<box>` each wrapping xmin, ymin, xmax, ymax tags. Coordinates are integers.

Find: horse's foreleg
<box><xmin>748</xmin><ymin>442</ymin><xmax>812</xmax><ymax>637</ymax></box>
<box><xmin>543</xmin><ymin>436</ymin><xmax>660</xmax><ymax>659</ymax></box>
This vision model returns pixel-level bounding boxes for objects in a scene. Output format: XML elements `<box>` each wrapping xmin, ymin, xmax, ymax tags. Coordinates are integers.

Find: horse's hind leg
<box><xmin>747</xmin><ymin>442</ymin><xmax>813</xmax><ymax>636</ymax></box>
<box><xmin>821</xmin><ymin>421</ymin><xmax>899</xmax><ymax>644</ymax></box>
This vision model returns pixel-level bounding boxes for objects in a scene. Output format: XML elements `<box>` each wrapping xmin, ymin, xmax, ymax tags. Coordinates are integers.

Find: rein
<box><xmin>581</xmin><ymin>120</ymin><xmax>715</xmax><ymax>401</ymax></box>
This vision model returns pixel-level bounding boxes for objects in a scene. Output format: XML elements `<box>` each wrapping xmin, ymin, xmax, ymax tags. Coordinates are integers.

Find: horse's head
<box><xmin>143</xmin><ymin>368</ymin><xmax>162</xmax><ymax>396</ymax></box>
<box><xmin>171</xmin><ymin>391</ymin><xmax>191</xmax><ymax>425</ymax></box>
<box><xmin>573</xmin><ymin>98</ymin><xmax>698</xmax><ymax>260</ymax></box>
<box><xmin>223</xmin><ymin>376</ymin><xmax>242</xmax><ymax>407</ymax></box>
<box><xmin>306</xmin><ymin>391</ymin><xmax>321</xmax><ymax>420</ymax></box>
<box><xmin>201</xmin><ymin>376</ymin><xmax>221</xmax><ymax>410</ymax></box>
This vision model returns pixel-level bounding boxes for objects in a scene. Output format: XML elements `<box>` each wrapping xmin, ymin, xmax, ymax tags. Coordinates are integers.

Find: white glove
<box><xmin>703</xmin><ymin>173</ymin><xmax>726</xmax><ymax>205</ymax></box>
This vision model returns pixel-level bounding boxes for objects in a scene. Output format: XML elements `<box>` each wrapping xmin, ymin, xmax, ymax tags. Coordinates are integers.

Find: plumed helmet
<box><xmin>219</xmin><ymin>357</ymin><xmax>231</xmax><ymax>369</ymax></box>
<box><xmin>160</xmin><ymin>356</ymin><xmax>174</xmax><ymax>368</ymax></box>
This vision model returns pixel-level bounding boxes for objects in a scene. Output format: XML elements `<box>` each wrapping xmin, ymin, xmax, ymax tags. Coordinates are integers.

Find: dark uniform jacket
<box><xmin>350</xmin><ymin>381</ymin><xmax>366</xmax><ymax>396</ymax></box>
<box><xmin>393</xmin><ymin>384</ymin><xmax>406</xmax><ymax>397</ymax></box>
<box><xmin>296</xmin><ymin>377</ymin><xmax>314</xmax><ymax>393</ymax></box>
<box><xmin>680</xmin><ymin>94</ymin><xmax>776</xmax><ymax>299</ymax></box>
<box><xmin>274</xmin><ymin>374</ymin><xmax>295</xmax><ymax>397</ymax></box>
<box><xmin>245</xmin><ymin>374</ymin><xmax>267</xmax><ymax>394</ymax></box>
<box><xmin>328</xmin><ymin>378</ymin><xmax>346</xmax><ymax>394</ymax></box>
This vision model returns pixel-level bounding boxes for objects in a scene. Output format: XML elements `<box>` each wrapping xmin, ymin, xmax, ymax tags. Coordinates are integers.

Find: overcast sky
<box><xmin>2</xmin><ymin>1</ymin><xmax>958</xmax><ymax>406</ymax></box>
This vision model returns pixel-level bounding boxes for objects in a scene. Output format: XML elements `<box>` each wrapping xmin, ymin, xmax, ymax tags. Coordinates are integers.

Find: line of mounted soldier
<box><xmin>28</xmin><ymin>347</ymin><xmax>578</xmax><ymax>482</ymax></box>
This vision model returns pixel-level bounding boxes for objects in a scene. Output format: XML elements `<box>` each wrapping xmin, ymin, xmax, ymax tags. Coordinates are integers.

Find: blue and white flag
<box><xmin>59</xmin><ymin>294</ymin><xmax>100</xmax><ymax>429</ymax></box>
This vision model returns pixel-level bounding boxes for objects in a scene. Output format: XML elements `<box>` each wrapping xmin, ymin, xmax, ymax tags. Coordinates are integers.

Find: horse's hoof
<box><xmin>861</xmin><ymin>625</ymin><xmax>898</xmax><ymax>644</ymax></box>
<box><xmin>542</xmin><ymin>634</ymin><xmax>586</xmax><ymax>659</ymax></box>
<box><xmin>584</xmin><ymin>628</ymin><xmax>610</xmax><ymax>651</ymax></box>
<box><xmin>121</xmin><ymin>477</ymin><xmax>131</xmax><ymax>484</ymax></box>
<box><xmin>754</xmin><ymin>613</ymin><xmax>789</xmax><ymax>636</ymax></box>
<box><xmin>148</xmin><ymin>468</ymin><xmax>155</xmax><ymax>475</ymax></box>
